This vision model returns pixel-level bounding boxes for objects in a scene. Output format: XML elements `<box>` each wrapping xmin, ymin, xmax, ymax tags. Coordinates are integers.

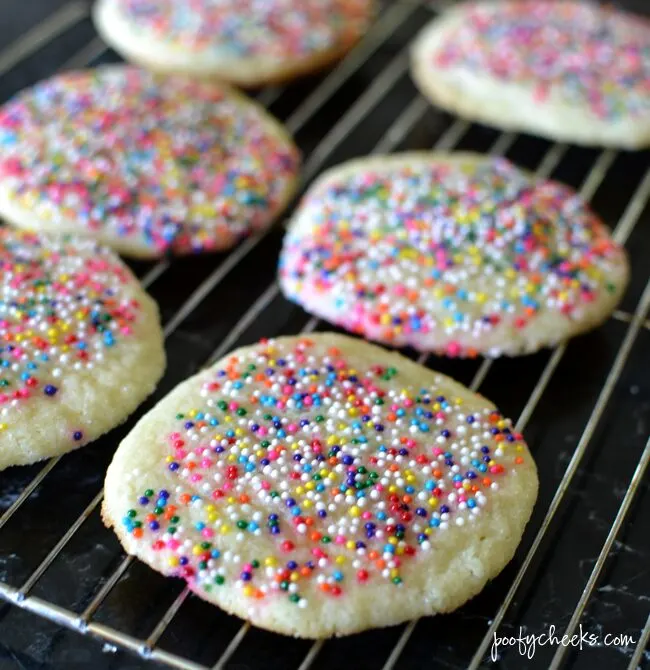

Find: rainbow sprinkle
<box><xmin>433</xmin><ymin>1</ymin><xmax>650</xmax><ymax>120</ymax></box>
<box><xmin>279</xmin><ymin>157</ymin><xmax>627</xmax><ymax>357</ymax></box>
<box><xmin>0</xmin><ymin>67</ymin><xmax>299</xmax><ymax>255</ymax></box>
<box><xmin>113</xmin><ymin>0</ymin><xmax>373</xmax><ymax>58</ymax></box>
<box><xmin>121</xmin><ymin>337</ymin><xmax>532</xmax><ymax>606</ymax></box>
<box><xmin>0</xmin><ymin>228</ymin><xmax>142</xmax><ymax>444</ymax></box>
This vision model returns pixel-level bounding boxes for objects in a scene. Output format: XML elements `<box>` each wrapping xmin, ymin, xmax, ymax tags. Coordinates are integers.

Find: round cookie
<box><xmin>0</xmin><ymin>228</ymin><xmax>164</xmax><ymax>471</ymax></box>
<box><xmin>93</xmin><ymin>0</ymin><xmax>375</xmax><ymax>87</ymax></box>
<box><xmin>279</xmin><ymin>153</ymin><xmax>629</xmax><ymax>358</ymax></box>
<box><xmin>0</xmin><ymin>66</ymin><xmax>300</xmax><ymax>259</ymax></box>
<box><xmin>411</xmin><ymin>1</ymin><xmax>650</xmax><ymax>149</ymax></box>
<box><xmin>103</xmin><ymin>333</ymin><xmax>538</xmax><ymax>637</ymax></box>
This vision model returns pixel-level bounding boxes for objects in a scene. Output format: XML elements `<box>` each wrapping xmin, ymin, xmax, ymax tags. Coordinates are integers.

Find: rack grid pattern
<box><xmin>0</xmin><ymin>2</ymin><xmax>649</xmax><ymax>669</ymax></box>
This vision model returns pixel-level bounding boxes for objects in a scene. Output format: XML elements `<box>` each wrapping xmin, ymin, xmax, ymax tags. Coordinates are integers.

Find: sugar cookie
<box><xmin>93</xmin><ymin>0</ymin><xmax>375</xmax><ymax>87</ymax></box>
<box><xmin>0</xmin><ymin>228</ymin><xmax>164</xmax><ymax>471</ymax></box>
<box><xmin>279</xmin><ymin>153</ymin><xmax>629</xmax><ymax>358</ymax></box>
<box><xmin>0</xmin><ymin>66</ymin><xmax>300</xmax><ymax>259</ymax></box>
<box><xmin>411</xmin><ymin>1</ymin><xmax>650</xmax><ymax>148</ymax></box>
<box><xmin>103</xmin><ymin>333</ymin><xmax>538</xmax><ymax>637</ymax></box>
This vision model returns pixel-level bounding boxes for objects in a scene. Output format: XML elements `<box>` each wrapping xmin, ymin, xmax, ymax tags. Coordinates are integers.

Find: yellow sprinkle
<box><xmin>335</xmin><ymin>556</ymin><xmax>346</xmax><ymax>565</ymax></box>
<box><xmin>265</xmin><ymin>557</ymin><xmax>277</xmax><ymax>567</ymax></box>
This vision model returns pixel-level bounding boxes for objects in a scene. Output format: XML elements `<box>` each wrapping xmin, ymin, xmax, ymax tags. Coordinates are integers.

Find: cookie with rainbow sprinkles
<box><xmin>103</xmin><ymin>333</ymin><xmax>538</xmax><ymax>637</ymax></box>
<box><xmin>279</xmin><ymin>153</ymin><xmax>629</xmax><ymax>358</ymax></box>
<box><xmin>0</xmin><ymin>66</ymin><xmax>300</xmax><ymax>259</ymax></box>
<box><xmin>0</xmin><ymin>228</ymin><xmax>164</xmax><ymax>471</ymax></box>
<box><xmin>93</xmin><ymin>0</ymin><xmax>375</xmax><ymax>87</ymax></box>
<box><xmin>411</xmin><ymin>1</ymin><xmax>650</xmax><ymax>148</ymax></box>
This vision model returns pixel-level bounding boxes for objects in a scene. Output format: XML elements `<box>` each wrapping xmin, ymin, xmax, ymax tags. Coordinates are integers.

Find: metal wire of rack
<box><xmin>0</xmin><ymin>1</ymin><xmax>649</xmax><ymax>669</ymax></box>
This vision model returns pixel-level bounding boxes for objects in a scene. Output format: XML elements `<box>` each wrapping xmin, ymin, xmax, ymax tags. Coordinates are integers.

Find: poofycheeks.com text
<box><xmin>491</xmin><ymin>624</ymin><xmax>636</xmax><ymax>661</ymax></box>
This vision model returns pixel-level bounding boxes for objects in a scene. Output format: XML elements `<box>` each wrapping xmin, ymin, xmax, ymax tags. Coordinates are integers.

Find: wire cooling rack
<box><xmin>0</xmin><ymin>1</ymin><xmax>649</xmax><ymax>669</ymax></box>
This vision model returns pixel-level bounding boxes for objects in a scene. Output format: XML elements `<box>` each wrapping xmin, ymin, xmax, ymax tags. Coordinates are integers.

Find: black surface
<box><xmin>0</xmin><ymin>1</ymin><xmax>649</xmax><ymax>670</ymax></box>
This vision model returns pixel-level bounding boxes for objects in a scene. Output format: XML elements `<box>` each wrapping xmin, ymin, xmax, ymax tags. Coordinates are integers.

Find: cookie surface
<box><xmin>94</xmin><ymin>0</ymin><xmax>374</xmax><ymax>87</ymax></box>
<box><xmin>0</xmin><ymin>66</ymin><xmax>299</xmax><ymax>258</ymax></box>
<box><xmin>103</xmin><ymin>333</ymin><xmax>538</xmax><ymax>637</ymax></box>
<box><xmin>0</xmin><ymin>228</ymin><xmax>164</xmax><ymax>471</ymax></box>
<box><xmin>279</xmin><ymin>153</ymin><xmax>628</xmax><ymax>358</ymax></box>
<box><xmin>411</xmin><ymin>1</ymin><xmax>650</xmax><ymax>148</ymax></box>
